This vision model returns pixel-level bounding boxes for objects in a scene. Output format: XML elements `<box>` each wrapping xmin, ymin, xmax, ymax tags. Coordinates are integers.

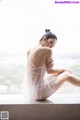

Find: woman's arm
<box><xmin>46</xmin><ymin>49</ymin><xmax>54</xmax><ymax>68</ymax></box>
<box><xmin>46</xmin><ymin>49</ymin><xmax>71</xmax><ymax>75</ymax></box>
<box><xmin>47</xmin><ymin>68</ymin><xmax>67</xmax><ymax>75</ymax></box>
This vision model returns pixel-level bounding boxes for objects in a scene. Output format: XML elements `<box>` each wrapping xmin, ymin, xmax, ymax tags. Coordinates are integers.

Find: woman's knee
<box><xmin>62</xmin><ymin>71</ymin><xmax>72</xmax><ymax>81</ymax></box>
<box><xmin>54</xmin><ymin>71</ymin><xmax>71</xmax><ymax>85</ymax></box>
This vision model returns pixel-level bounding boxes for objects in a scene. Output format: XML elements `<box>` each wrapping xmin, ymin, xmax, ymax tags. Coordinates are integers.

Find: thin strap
<box><xmin>28</xmin><ymin>46</ymin><xmax>42</xmax><ymax>67</ymax></box>
<box><xmin>27</xmin><ymin>54</ymin><xmax>35</xmax><ymax>68</ymax></box>
<box><xmin>30</xmin><ymin>54</ymin><xmax>35</xmax><ymax>67</ymax></box>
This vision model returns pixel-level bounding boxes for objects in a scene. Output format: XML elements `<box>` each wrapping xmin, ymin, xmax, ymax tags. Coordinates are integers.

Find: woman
<box><xmin>25</xmin><ymin>29</ymin><xmax>80</xmax><ymax>101</ymax></box>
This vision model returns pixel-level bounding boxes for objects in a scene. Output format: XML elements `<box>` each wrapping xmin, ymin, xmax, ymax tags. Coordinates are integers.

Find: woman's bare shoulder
<box><xmin>41</xmin><ymin>47</ymin><xmax>52</xmax><ymax>53</ymax></box>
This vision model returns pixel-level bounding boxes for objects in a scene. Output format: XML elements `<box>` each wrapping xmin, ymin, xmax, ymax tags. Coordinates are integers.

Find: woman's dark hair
<box><xmin>40</xmin><ymin>29</ymin><xmax>57</xmax><ymax>42</ymax></box>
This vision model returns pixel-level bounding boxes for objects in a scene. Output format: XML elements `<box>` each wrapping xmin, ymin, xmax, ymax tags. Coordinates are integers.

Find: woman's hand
<box><xmin>46</xmin><ymin>59</ymin><xmax>54</xmax><ymax>68</ymax></box>
<box><xmin>47</xmin><ymin>62</ymin><xmax>53</xmax><ymax>68</ymax></box>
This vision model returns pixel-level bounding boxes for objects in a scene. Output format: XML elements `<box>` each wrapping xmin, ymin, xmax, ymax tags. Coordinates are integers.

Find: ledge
<box><xmin>0</xmin><ymin>93</ymin><xmax>80</xmax><ymax>104</ymax></box>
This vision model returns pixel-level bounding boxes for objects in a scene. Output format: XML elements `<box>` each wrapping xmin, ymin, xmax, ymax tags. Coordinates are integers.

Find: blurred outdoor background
<box><xmin>0</xmin><ymin>0</ymin><xmax>80</xmax><ymax>94</ymax></box>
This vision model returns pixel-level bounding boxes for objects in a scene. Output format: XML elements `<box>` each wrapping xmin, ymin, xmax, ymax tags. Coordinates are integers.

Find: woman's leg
<box><xmin>54</xmin><ymin>71</ymin><xmax>80</xmax><ymax>87</ymax></box>
<box><xmin>37</xmin><ymin>71</ymin><xmax>80</xmax><ymax>100</ymax></box>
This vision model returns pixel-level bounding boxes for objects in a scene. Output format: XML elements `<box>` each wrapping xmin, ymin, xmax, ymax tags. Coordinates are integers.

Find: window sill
<box><xmin>0</xmin><ymin>93</ymin><xmax>80</xmax><ymax>104</ymax></box>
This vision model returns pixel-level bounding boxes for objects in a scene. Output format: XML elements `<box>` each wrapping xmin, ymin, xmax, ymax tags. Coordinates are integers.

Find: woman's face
<box><xmin>44</xmin><ymin>38</ymin><xmax>57</xmax><ymax>48</ymax></box>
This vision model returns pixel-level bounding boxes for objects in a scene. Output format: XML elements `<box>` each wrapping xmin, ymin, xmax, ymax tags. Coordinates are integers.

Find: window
<box><xmin>0</xmin><ymin>0</ymin><xmax>80</xmax><ymax>94</ymax></box>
